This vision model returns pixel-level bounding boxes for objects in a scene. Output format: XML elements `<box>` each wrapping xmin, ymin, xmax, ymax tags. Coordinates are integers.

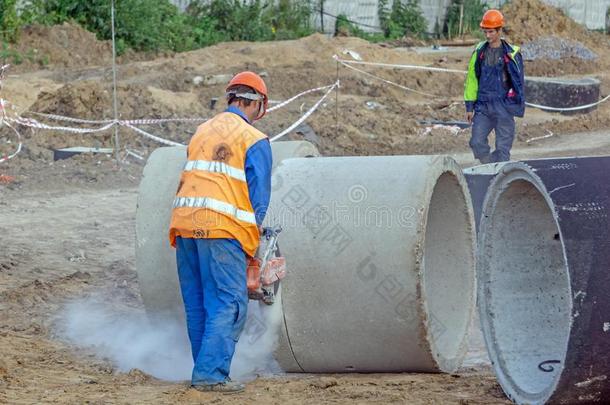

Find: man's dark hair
<box><xmin>226</xmin><ymin>84</ymin><xmax>256</xmax><ymax>107</ymax></box>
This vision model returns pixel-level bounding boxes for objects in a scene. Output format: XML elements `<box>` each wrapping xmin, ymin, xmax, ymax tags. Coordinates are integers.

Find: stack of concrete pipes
<box><xmin>137</xmin><ymin>141</ymin><xmax>610</xmax><ymax>404</ymax></box>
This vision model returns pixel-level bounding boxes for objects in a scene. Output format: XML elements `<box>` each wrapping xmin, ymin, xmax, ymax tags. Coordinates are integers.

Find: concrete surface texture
<box><xmin>476</xmin><ymin>157</ymin><xmax>610</xmax><ymax>404</ymax></box>
<box><xmin>135</xmin><ymin>141</ymin><xmax>320</xmax><ymax>324</ymax></box>
<box><xmin>463</xmin><ymin>163</ymin><xmax>509</xmax><ymax>231</ymax></box>
<box><xmin>266</xmin><ymin>155</ymin><xmax>476</xmax><ymax>373</ymax></box>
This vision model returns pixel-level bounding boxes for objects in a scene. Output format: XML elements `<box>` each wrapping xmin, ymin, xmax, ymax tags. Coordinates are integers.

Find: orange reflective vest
<box><xmin>169</xmin><ymin>112</ymin><xmax>267</xmax><ymax>257</ymax></box>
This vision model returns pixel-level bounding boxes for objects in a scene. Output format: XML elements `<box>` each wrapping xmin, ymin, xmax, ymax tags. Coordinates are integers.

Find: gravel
<box><xmin>521</xmin><ymin>36</ymin><xmax>598</xmax><ymax>60</ymax></box>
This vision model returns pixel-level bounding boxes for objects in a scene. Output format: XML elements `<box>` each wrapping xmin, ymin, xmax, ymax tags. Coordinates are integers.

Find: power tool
<box><xmin>247</xmin><ymin>226</ymin><xmax>286</xmax><ymax>305</ymax></box>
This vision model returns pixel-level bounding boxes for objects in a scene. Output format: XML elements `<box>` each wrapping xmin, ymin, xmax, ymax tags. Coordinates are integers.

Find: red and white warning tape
<box><xmin>335</xmin><ymin>56</ymin><xmax>610</xmax><ymax>111</ymax></box>
<box><xmin>0</xmin><ymin>98</ymin><xmax>23</xmax><ymax>164</ymax></box>
<box><xmin>0</xmin><ymin>79</ymin><xmax>340</xmax><ymax>162</ymax></box>
<box><xmin>271</xmin><ymin>81</ymin><xmax>339</xmax><ymax>142</ymax></box>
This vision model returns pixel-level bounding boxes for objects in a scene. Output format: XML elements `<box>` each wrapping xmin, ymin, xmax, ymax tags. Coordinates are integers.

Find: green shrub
<box><xmin>18</xmin><ymin>0</ymin><xmax>314</xmax><ymax>53</ymax></box>
<box><xmin>265</xmin><ymin>0</ymin><xmax>313</xmax><ymax>40</ymax></box>
<box><xmin>444</xmin><ymin>0</ymin><xmax>487</xmax><ymax>38</ymax></box>
<box><xmin>21</xmin><ymin>0</ymin><xmax>195</xmax><ymax>54</ymax></box>
<box><xmin>187</xmin><ymin>0</ymin><xmax>312</xmax><ymax>44</ymax></box>
<box><xmin>333</xmin><ymin>13</ymin><xmax>385</xmax><ymax>42</ymax></box>
<box><xmin>379</xmin><ymin>0</ymin><xmax>428</xmax><ymax>39</ymax></box>
<box><xmin>0</xmin><ymin>0</ymin><xmax>20</xmax><ymax>42</ymax></box>
<box><xmin>0</xmin><ymin>42</ymin><xmax>45</xmax><ymax>66</ymax></box>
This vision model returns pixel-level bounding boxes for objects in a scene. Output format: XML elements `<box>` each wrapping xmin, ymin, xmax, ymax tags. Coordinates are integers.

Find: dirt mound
<box><xmin>21</xmin><ymin>80</ymin><xmax>208</xmax><ymax>156</ymax></box>
<box><xmin>503</xmin><ymin>0</ymin><xmax>609</xmax><ymax>51</ymax></box>
<box><xmin>11</xmin><ymin>23</ymin><xmax>112</xmax><ymax>72</ymax></box>
<box><xmin>9</xmin><ymin>33</ymin><xmax>469</xmax><ymax>160</ymax></box>
<box><xmin>523</xmin><ymin>57</ymin><xmax>600</xmax><ymax>76</ymax></box>
<box><xmin>2</xmin><ymin>27</ymin><xmax>609</xmax><ymax>170</ymax></box>
<box><xmin>501</xmin><ymin>0</ymin><xmax>610</xmax><ymax>78</ymax></box>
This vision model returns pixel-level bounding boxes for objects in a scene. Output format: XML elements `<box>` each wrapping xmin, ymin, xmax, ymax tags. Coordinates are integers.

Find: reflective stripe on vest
<box><xmin>184</xmin><ymin>159</ymin><xmax>247</xmax><ymax>182</ymax></box>
<box><xmin>173</xmin><ymin>196</ymin><xmax>257</xmax><ymax>225</ymax></box>
<box><xmin>169</xmin><ymin>111</ymin><xmax>268</xmax><ymax>255</ymax></box>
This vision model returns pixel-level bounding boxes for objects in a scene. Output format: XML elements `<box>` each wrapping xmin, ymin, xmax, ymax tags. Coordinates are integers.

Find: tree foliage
<box><xmin>11</xmin><ymin>0</ymin><xmax>313</xmax><ymax>53</ymax></box>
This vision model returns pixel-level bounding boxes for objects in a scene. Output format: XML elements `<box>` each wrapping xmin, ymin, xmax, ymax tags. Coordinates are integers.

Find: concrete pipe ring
<box><xmin>267</xmin><ymin>155</ymin><xmax>476</xmax><ymax>373</ymax></box>
<box><xmin>477</xmin><ymin>157</ymin><xmax>610</xmax><ymax>404</ymax></box>
<box><xmin>525</xmin><ymin>76</ymin><xmax>601</xmax><ymax>115</ymax></box>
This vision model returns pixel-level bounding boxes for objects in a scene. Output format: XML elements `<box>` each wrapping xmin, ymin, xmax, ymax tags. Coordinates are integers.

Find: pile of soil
<box><xmin>502</xmin><ymin>0</ymin><xmax>610</xmax><ymax>76</ymax></box>
<box><xmin>8</xmin><ymin>23</ymin><xmax>156</xmax><ymax>74</ymax></box>
<box><xmin>503</xmin><ymin>0</ymin><xmax>610</xmax><ymax>49</ymax></box>
<box><xmin>9</xmin><ymin>23</ymin><xmax>112</xmax><ymax>72</ymax></box>
<box><xmin>5</xmin><ymin>32</ymin><xmax>472</xmax><ymax>160</ymax></box>
<box><xmin>1</xmin><ymin>3</ymin><xmax>609</xmax><ymax>169</ymax></box>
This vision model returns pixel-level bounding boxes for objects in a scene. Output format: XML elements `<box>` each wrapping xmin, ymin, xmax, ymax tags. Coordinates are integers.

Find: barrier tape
<box><xmin>23</xmin><ymin>82</ymin><xmax>337</xmax><ymax>126</ymax></box>
<box><xmin>336</xmin><ymin>56</ymin><xmax>447</xmax><ymax>99</ymax></box>
<box><xmin>0</xmin><ymin>98</ymin><xmax>23</xmax><ymax>164</ymax></box>
<box><xmin>25</xmin><ymin>111</ymin><xmax>209</xmax><ymax>126</ymax></box>
<box><xmin>0</xmin><ymin>79</ymin><xmax>337</xmax><ymax>161</ymax></box>
<box><xmin>267</xmin><ymin>83</ymin><xmax>337</xmax><ymax>112</ymax></box>
<box><xmin>525</xmin><ymin>95</ymin><xmax>610</xmax><ymax>112</ymax></box>
<box><xmin>125</xmin><ymin>149</ymin><xmax>145</xmax><ymax>161</ymax></box>
<box><xmin>0</xmin><ymin>113</ymin><xmax>23</xmax><ymax>163</ymax></box>
<box><xmin>122</xmin><ymin>123</ymin><xmax>184</xmax><ymax>147</ymax></box>
<box><xmin>0</xmin><ymin>119</ymin><xmax>22</xmax><ymax>164</ymax></box>
<box><xmin>335</xmin><ymin>56</ymin><xmax>610</xmax><ymax>112</ymax></box>
<box><xmin>10</xmin><ymin>117</ymin><xmax>116</xmax><ymax>133</ymax></box>
<box><xmin>335</xmin><ymin>57</ymin><xmax>468</xmax><ymax>74</ymax></box>
<box><xmin>118</xmin><ymin>81</ymin><xmax>341</xmax><ymax>146</ymax></box>
<box><xmin>0</xmin><ymin>65</ymin><xmax>9</xmax><ymax>92</ymax></box>
<box><xmin>525</xmin><ymin>131</ymin><xmax>555</xmax><ymax>144</ymax></box>
<box><xmin>25</xmin><ymin>112</ymin><xmax>115</xmax><ymax>125</ymax></box>
<box><xmin>270</xmin><ymin>81</ymin><xmax>339</xmax><ymax>142</ymax></box>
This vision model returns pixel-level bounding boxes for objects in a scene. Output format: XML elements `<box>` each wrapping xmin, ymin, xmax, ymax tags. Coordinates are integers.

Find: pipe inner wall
<box><xmin>478</xmin><ymin>169</ymin><xmax>572</xmax><ymax>404</ymax></box>
<box><xmin>423</xmin><ymin>172</ymin><xmax>477</xmax><ymax>372</ymax></box>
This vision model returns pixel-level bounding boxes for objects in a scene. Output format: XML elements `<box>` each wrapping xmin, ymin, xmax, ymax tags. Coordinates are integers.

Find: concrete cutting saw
<box><xmin>247</xmin><ymin>226</ymin><xmax>286</xmax><ymax>305</ymax></box>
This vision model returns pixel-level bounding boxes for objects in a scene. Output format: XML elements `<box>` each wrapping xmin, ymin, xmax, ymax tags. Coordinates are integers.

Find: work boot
<box><xmin>192</xmin><ymin>379</ymin><xmax>245</xmax><ymax>394</ymax></box>
<box><xmin>477</xmin><ymin>154</ymin><xmax>491</xmax><ymax>164</ymax></box>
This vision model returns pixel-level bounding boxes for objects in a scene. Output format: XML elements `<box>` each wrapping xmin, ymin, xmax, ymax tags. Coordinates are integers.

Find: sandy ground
<box><xmin>1</xmin><ymin>0</ymin><xmax>610</xmax><ymax>402</ymax></box>
<box><xmin>2</xmin><ymin>129</ymin><xmax>609</xmax><ymax>403</ymax></box>
<box><xmin>0</xmin><ymin>181</ymin><xmax>506</xmax><ymax>405</ymax></box>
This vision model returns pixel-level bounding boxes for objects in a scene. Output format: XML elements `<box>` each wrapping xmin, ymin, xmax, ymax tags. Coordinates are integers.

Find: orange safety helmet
<box><xmin>226</xmin><ymin>71</ymin><xmax>269</xmax><ymax>120</ymax></box>
<box><xmin>480</xmin><ymin>9</ymin><xmax>504</xmax><ymax>29</ymax></box>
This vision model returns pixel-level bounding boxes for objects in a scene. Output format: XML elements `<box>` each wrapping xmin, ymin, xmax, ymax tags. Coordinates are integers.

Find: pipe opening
<box><xmin>423</xmin><ymin>172</ymin><xmax>475</xmax><ymax>371</ymax></box>
<box><xmin>482</xmin><ymin>179</ymin><xmax>571</xmax><ymax>399</ymax></box>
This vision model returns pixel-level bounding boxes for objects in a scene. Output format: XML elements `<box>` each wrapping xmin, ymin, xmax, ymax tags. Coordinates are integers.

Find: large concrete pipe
<box><xmin>267</xmin><ymin>155</ymin><xmax>476</xmax><ymax>373</ymax></box>
<box><xmin>525</xmin><ymin>76</ymin><xmax>600</xmax><ymax>115</ymax></box>
<box><xmin>477</xmin><ymin>157</ymin><xmax>610</xmax><ymax>404</ymax></box>
<box><xmin>135</xmin><ymin>141</ymin><xmax>320</xmax><ymax>322</ymax></box>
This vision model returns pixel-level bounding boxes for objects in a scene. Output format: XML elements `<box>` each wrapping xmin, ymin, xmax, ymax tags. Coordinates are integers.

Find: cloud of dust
<box><xmin>55</xmin><ymin>292</ymin><xmax>284</xmax><ymax>383</ymax></box>
<box><xmin>231</xmin><ymin>296</ymin><xmax>284</xmax><ymax>381</ymax></box>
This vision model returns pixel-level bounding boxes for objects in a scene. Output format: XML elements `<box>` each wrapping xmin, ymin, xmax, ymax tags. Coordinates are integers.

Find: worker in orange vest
<box><xmin>169</xmin><ymin>71</ymin><xmax>272</xmax><ymax>393</ymax></box>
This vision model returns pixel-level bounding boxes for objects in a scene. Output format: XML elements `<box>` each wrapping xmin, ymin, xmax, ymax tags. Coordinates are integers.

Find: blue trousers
<box><xmin>469</xmin><ymin>100</ymin><xmax>516</xmax><ymax>163</ymax></box>
<box><xmin>175</xmin><ymin>237</ymin><xmax>248</xmax><ymax>385</ymax></box>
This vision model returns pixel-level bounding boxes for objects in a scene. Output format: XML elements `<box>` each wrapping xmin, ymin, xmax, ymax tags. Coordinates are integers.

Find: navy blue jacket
<box><xmin>464</xmin><ymin>40</ymin><xmax>525</xmax><ymax>117</ymax></box>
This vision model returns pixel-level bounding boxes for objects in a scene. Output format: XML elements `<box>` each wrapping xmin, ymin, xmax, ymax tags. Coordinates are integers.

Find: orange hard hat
<box><xmin>226</xmin><ymin>71</ymin><xmax>268</xmax><ymax>120</ymax></box>
<box><xmin>480</xmin><ymin>9</ymin><xmax>504</xmax><ymax>29</ymax></box>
